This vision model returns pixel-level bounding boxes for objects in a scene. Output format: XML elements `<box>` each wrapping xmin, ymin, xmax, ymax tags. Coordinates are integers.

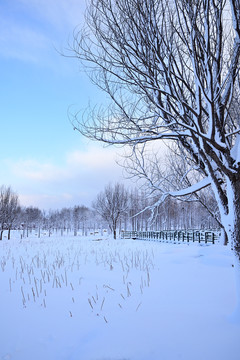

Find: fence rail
<box><xmin>121</xmin><ymin>229</ymin><xmax>221</xmax><ymax>244</ymax></box>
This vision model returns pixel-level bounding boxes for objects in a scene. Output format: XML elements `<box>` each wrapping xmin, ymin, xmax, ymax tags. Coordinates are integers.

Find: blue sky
<box><xmin>0</xmin><ymin>0</ymin><xmax>127</xmax><ymax>209</ymax></box>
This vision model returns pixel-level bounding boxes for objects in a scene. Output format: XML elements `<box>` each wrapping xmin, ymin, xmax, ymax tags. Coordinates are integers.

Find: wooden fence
<box><xmin>121</xmin><ymin>229</ymin><xmax>221</xmax><ymax>244</ymax></box>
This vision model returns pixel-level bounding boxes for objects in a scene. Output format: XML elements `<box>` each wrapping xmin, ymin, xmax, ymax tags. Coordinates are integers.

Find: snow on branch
<box><xmin>134</xmin><ymin>176</ymin><xmax>211</xmax><ymax>220</ymax></box>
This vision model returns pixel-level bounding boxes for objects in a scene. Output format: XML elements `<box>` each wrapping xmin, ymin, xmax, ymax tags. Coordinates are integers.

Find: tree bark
<box><xmin>231</xmin><ymin>178</ymin><xmax>240</xmax><ymax>261</ymax></box>
<box><xmin>221</xmin><ymin>177</ymin><xmax>240</xmax><ymax>320</ymax></box>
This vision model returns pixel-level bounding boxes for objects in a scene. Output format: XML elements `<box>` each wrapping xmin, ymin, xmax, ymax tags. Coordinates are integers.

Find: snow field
<box><xmin>0</xmin><ymin>234</ymin><xmax>239</xmax><ymax>360</ymax></box>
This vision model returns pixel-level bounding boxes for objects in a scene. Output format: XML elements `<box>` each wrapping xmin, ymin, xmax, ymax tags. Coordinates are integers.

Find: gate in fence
<box><xmin>121</xmin><ymin>229</ymin><xmax>221</xmax><ymax>244</ymax></box>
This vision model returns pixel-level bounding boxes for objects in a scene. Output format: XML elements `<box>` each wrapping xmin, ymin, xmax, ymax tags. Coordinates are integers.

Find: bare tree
<box><xmin>59</xmin><ymin>207</ymin><xmax>72</xmax><ymax>234</ymax></box>
<box><xmin>93</xmin><ymin>183</ymin><xmax>129</xmax><ymax>239</ymax></box>
<box><xmin>70</xmin><ymin>0</ymin><xmax>240</xmax><ymax>262</ymax></box>
<box><xmin>0</xmin><ymin>186</ymin><xmax>19</xmax><ymax>240</ymax></box>
<box><xmin>127</xmin><ymin>143</ymin><xmax>222</xmax><ymax>231</ymax></box>
<box><xmin>22</xmin><ymin>206</ymin><xmax>42</xmax><ymax>238</ymax></box>
<box><xmin>73</xmin><ymin>205</ymin><xmax>90</xmax><ymax>236</ymax></box>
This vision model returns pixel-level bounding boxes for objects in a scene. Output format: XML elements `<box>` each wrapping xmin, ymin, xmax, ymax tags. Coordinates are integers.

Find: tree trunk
<box><xmin>231</xmin><ymin>224</ymin><xmax>240</xmax><ymax>322</ymax></box>
<box><xmin>230</xmin><ymin>178</ymin><xmax>240</xmax><ymax>257</ymax></box>
<box><xmin>113</xmin><ymin>228</ymin><xmax>117</xmax><ymax>240</ymax></box>
<box><xmin>224</xmin><ymin>179</ymin><xmax>240</xmax><ymax>321</ymax></box>
<box><xmin>8</xmin><ymin>228</ymin><xmax>11</xmax><ymax>240</ymax></box>
<box><xmin>0</xmin><ymin>230</ymin><xmax>3</xmax><ymax>240</ymax></box>
<box><xmin>222</xmin><ymin>228</ymin><xmax>228</xmax><ymax>246</ymax></box>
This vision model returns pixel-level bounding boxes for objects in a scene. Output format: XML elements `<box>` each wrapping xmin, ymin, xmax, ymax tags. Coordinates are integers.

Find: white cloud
<box><xmin>3</xmin><ymin>144</ymin><xmax>128</xmax><ymax>209</ymax></box>
<box><xmin>9</xmin><ymin>159</ymin><xmax>67</xmax><ymax>181</ymax></box>
<box><xmin>66</xmin><ymin>146</ymin><xmax>120</xmax><ymax>170</ymax></box>
<box><xmin>19</xmin><ymin>192</ymin><xmax>75</xmax><ymax>210</ymax></box>
<box><xmin>8</xmin><ymin>145</ymin><xmax>122</xmax><ymax>182</ymax></box>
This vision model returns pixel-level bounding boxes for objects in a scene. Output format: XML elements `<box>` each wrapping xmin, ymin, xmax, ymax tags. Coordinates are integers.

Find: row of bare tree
<box><xmin>0</xmin><ymin>183</ymin><xmax>218</xmax><ymax>240</ymax></box>
<box><xmin>93</xmin><ymin>183</ymin><xmax>219</xmax><ymax>239</ymax></box>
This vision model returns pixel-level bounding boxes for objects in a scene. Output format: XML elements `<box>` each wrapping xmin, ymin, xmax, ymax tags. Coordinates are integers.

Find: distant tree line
<box><xmin>0</xmin><ymin>183</ymin><xmax>219</xmax><ymax>240</ymax></box>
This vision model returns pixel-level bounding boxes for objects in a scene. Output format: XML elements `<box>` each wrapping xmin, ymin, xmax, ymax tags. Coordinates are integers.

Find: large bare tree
<box><xmin>70</xmin><ymin>0</ymin><xmax>240</xmax><ymax>260</ymax></box>
<box><xmin>93</xmin><ymin>183</ymin><xmax>129</xmax><ymax>239</ymax></box>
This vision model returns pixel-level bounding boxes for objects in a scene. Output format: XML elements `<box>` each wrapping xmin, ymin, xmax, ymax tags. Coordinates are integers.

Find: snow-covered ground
<box><xmin>0</xmin><ymin>232</ymin><xmax>239</xmax><ymax>360</ymax></box>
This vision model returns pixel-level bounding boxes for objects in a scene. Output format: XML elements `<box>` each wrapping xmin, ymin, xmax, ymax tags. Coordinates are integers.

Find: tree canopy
<box><xmin>70</xmin><ymin>0</ymin><xmax>240</xmax><ymax>260</ymax></box>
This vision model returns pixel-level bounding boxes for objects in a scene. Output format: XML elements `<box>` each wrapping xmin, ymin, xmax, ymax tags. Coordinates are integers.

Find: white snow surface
<box><xmin>0</xmin><ymin>232</ymin><xmax>239</xmax><ymax>360</ymax></box>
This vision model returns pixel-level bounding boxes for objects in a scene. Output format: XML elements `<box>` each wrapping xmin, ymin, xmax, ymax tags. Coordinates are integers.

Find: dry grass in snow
<box><xmin>0</xmin><ymin>233</ymin><xmax>239</xmax><ymax>360</ymax></box>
